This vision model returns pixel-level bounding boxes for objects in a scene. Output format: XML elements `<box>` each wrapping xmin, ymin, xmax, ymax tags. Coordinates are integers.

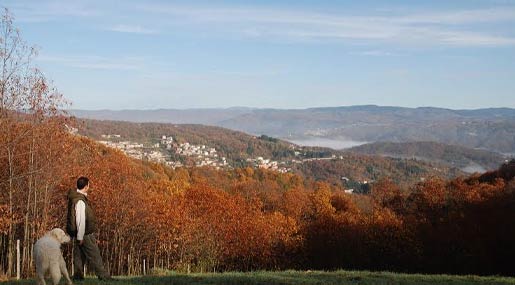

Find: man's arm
<box><xmin>75</xmin><ymin>200</ymin><xmax>86</xmax><ymax>244</ymax></box>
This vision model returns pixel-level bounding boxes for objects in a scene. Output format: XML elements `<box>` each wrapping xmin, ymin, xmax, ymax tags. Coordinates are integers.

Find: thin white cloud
<box><xmin>349</xmin><ymin>50</ymin><xmax>401</xmax><ymax>57</ymax></box>
<box><xmin>108</xmin><ymin>24</ymin><xmax>158</xmax><ymax>35</ymax></box>
<box><xmin>4</xmin><ymin>0</ymin><xmax>100</xmax><ymax>22</ymax></box>
<box><xmin>432</xmin><ymin>30</ymin><xmax>515</xmax><ymax>46</ymax></box>
<box><xmin>37</xmin><ymin>55</ymin><xmax>144</xmax><ymax>71</ymax></box>
<box><xmin>137</xmin><ymin>4</ymin><xmax>515</xmax><ymax>47</ymax></box>
<box><xmin>397</xmin><ymin>7</ymin><xmax>515</xmax><ymax>24</ymax></box>
<box><xmin>6</xmin><ymin>1</ymin><xmax>515</xmax><ymax>47</ymax></box>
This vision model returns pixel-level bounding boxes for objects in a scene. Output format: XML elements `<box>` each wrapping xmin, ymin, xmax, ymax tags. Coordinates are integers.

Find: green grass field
<box><xmin>3</xmin><ymin>270</ymin><xmax>515</xmax><ymax>285</ymax></box>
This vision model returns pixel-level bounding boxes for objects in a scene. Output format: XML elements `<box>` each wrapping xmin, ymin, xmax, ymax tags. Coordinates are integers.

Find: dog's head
<box><xmin>49</xmin><ymin>228</ymin><xmax>71</xmax><ymax>244</ymax></box>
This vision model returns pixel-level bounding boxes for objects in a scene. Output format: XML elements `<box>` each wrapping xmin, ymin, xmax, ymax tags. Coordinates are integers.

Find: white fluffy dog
<box><xmin>34</xmin><ymin>228</ymin><xmax>73</xmax><ymax>285</ymax></box>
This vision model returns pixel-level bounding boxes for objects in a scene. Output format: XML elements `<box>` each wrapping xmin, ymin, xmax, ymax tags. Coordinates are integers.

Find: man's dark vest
<box><xmin>66</xmin><ymin>189</ymin><xmax>98</xmax><ymax>236</ymax></box>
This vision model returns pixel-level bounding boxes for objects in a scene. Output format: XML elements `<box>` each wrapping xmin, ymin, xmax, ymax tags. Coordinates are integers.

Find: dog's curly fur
<box><xmin>33</xmin><ymin>228</ymin><xmax>73</xmax><ymax>285</ymax></box>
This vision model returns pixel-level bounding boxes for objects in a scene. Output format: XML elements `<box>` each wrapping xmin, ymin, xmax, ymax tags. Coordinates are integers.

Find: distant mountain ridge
<box><xmin>71</xmin><ymin>108</ymin><xmax>254</xmax><ymax>125</ymax></box>
<box><xmin>71</xmin><ymin>105</ymin><xmax>515</xmax><ymax>154</ymax></box>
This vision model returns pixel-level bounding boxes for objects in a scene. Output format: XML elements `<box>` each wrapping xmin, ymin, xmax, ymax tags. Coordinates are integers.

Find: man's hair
<box><xmin>77</xmin><ymin>177</ymin><xmax>89</xmax><ymax>190</ymax></box>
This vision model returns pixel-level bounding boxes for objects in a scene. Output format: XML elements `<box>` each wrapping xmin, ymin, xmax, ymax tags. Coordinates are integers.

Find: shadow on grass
<box><xmin>125</xmin><ymin>271</ymin><xmax>363</xmax><ymax>285</ymax></box>
<box><xmin>3</xmin><ymin>270</ymin><xmax>515</xmax><ymax>285</ymax></box>
<box><xmin>0</xmin><ymin>271</ymin><xmax>363</xmax><ymax>285</ymax></box>
<box><xmin>100</xmin><ymin>271</ymin><xmax>515</xmax><ymax>285</ymax></box>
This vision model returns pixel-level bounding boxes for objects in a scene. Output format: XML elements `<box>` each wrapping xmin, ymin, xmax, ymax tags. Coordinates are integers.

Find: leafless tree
<box><xmin>0</xmin><ymin>8</ymin><xmax>69</xmax><ymax>277</ymax></box>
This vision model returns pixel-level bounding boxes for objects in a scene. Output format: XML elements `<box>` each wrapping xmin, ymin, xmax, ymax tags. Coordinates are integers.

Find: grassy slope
<box><xmin>4</xmin><ymin>271</ymin><xmax>515</xmax><ymax>285</ymax></box>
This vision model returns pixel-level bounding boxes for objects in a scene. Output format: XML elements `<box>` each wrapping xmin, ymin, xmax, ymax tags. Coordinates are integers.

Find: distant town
<box><xmin>96</xmin><ymin>134</ymin><xmax>294</xmax><ymax>172</ymax></box>
<box><xmin>98</xmin><ymin>135</ymin><xmax>223</xmax><ymax>169</ymax></box>
<box><xmin>78</xmin><ymin>130</ymin><xmax>434</xmax><ymax>194</ymax></box>
<box><xmin>94</xmin><ymin>133</ymin><xmax>444</xmax><ymax>194</ymax></box>
<box><xmin>94</xmin><ymin>133</ymin><xmax>364</xmax><ymax>176</ymax></box>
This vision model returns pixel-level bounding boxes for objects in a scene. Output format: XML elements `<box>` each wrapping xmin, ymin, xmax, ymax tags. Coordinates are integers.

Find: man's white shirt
<box><xmin>75</xmin><ymin>189</ymin><xmax>87</xmax><ymax>241</ymax></box>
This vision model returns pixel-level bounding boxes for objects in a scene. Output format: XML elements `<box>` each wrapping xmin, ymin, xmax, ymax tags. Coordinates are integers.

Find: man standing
<box><xmin>66</xmin><ymin>177</ymin><xmax>114</xmax><ymax>281</ymax></box>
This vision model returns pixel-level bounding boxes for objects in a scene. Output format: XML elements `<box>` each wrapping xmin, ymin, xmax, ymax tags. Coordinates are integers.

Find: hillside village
<box><xmin>99</xmin><ymin>134</ymin><xmax>296</xmax><ymax>172</ymax></box>
<box><xmin>96</xmin><ymin>133</ymin><xmax>444</xmax><ymax>194</ymax></box>
<box><xmin>98</xmin><ymin>135</ymin><xmax>228</xmax><ymax>169</ymax></box>
<box><xmin>96</xmin><ymin>134</ymin><xmax>347</xmax><ymax>175</ymax></box>
<box><xmin>88</xmin><ymin>130</ymin><xmax>441</xmax><ymax>194</ymax></box>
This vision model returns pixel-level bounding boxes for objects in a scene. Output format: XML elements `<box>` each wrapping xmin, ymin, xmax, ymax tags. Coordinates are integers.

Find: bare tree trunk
<box><xmin>0</xmin><ymin>235</ymin><xmax>5</xmax><ymax>275</ymax></box>
<box><xmin>42</xmin><ymin>185</ymin><xmax>49</xmax><ymax>231</ymax></box>
<box><xmin>22</xmin><ymin>141</ymin><xmax>32</xmax><ymax>277</ymax></box>
<box><xmin>7</xmin><ymin>146</ymin><xmax>14</xmax><ymax>277</ymax></box>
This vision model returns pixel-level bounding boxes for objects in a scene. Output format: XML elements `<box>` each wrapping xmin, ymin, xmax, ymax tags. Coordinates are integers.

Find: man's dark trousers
<box><xmin>73</xmin><ymin>234</ymin><xmax>110</xmax><ymax>279</ymax></box>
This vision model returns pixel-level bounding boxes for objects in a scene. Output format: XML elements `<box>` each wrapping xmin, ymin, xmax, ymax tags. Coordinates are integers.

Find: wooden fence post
<box><xmin>16</xmin><ymin>240</ymin><xmax>20</xmax><ymax>280</ymax></box>
<box><xmin>143</xmin><ymin>259</ymin><xmax>146</xmax><ymax>275</ymax></box>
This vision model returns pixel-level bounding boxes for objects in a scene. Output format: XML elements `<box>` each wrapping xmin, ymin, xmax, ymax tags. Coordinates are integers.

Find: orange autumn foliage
<box><xmin>3</xmin><ymin>125</ymin><xmax>515</xmax><ymax>276</ymax></box>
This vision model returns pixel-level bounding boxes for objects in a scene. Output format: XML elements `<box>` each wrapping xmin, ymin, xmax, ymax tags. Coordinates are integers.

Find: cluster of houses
<box><xmin>96</xmin><ymin>134</ymin><xmax>352</xmax><ymax>175</ymax></box>
<box><xmin>98</xmin><ymin>139</ymin><xmax>146</xmax><ymax>160</ymax></box>
<box><xmin>94</xmin><ymin>134</ymin><xmax>372</xmax><ymax>194</ymax></box>
<box><xmin>175</xmin><ymin>142</ymin><xmax>228</xmax><ymax>168</ymax></box>
<box><xmin>101</xmin><ymin>134</ymin><xmax>121</xmax><ymax>139</ymax></box>
<box><xmin>98</xmin><ymin>135</ymin><xmax>362</xmax><ymax>176</ymax></box>
<box><xmin>161</xmin><ymin>135</ymin><xmax>174</xmax><ymax>149</ymax></box>
<box><xmin>146</xmin><ymin>150</ymin><xmax>167</xmax><ymax>163</ymax></box>
<box><xmin>97</xmin><ymin>134</ymin><xmax>229</xmax><ymax>169</ymax></box>
<box><xmin>65</xmin><ymin>124</ymin><xmax>79</xmax><ymax>135</ymax></box>
<box><xmin>246</xmin><ymin>157</ymin><xmax>290</xmax><ymax>173</ymax></box>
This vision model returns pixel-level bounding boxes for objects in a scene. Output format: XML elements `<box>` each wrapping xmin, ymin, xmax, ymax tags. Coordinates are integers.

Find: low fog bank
<box><xmin>286</xmin><ymin>137</ymin><xmax>367</xmax><ymax>150</ymax></box>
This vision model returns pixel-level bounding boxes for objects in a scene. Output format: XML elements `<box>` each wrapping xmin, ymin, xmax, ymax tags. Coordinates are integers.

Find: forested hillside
<box><xmin>78</xmin><ymin>119</ymin><xmax>461</xmax><ymax>188</ymax></box>
<box><xmin>2</xmin><ymin>6</ymin><xmax>515</xmax><ymax>281</ymax></box>
<box><xmin>79</xmin><ymin>119</ymin><xmax>300</xmax><ymax>163</ymax></box>
<box><xmin>2</xmin><ymin>125</ymin><xmax>514</xmax><ymax>276</ymax></box>
<box><xmin>349</xmin><ymin>141</ymin><xmax>507</xmax><ymax>173</ymax></box>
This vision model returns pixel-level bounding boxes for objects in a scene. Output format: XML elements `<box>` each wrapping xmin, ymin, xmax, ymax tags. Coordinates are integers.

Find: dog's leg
<box><xmin>36</xmin><ymin>267</ymin><xmax>47</xmax><ymax>285</ymax></box>
<box><xmin>49</xmin><ymin>263</ymin><xmax>62</xmax><ymax>285</ymax></box>
<box><xmin>35</xmin><ymin>250</ymin><xmax>47</xmax><ymax>285</ymax></box>
<box><xmin>60</xmin><ymin>255</ymin><xmax>73</xmax><ymax>285</ymax></box>
<box><xmin>36</xmin><ymin>256</ymin><xmax>48</xmax><ymax>285</ymax></box>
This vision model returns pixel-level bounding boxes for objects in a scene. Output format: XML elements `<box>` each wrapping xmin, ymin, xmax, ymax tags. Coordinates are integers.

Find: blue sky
<box><xmin>2</xmin><ymin>0</ymin><xmax>515</xmax><ymax>110</ymax></box>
